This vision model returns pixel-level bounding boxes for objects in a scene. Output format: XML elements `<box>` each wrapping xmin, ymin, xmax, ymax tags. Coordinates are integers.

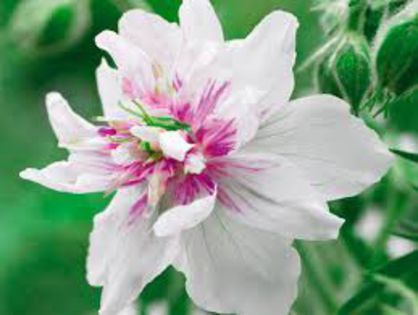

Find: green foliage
<box><xmin>393</xmin><ymin>200</ymin><xmax>418</xmax><ymax>242</ymax></box>
<box><xmin>292</xmin><ymin>239</ymin><xmax>364</xmax><ymax>315</ymax></box>
<box><xmin>376</xmin><ymin>17</ymin><xmax>418</xmax><ymax>94</ymax></box>
<box><xmin>9</xmin><ymin>0</ymin><xmax>91</xmax><ymax>55</ymax></box>
<box><xmin>364</xmin><ymin>0</ymin><xmax>409</xmax><ymax>41</ymax></box>
<box><xmin>0</xmin><ymin>229</ymin><xmax>100</xmax><ymax>315</ymax></box>
<box><xmin>339</xmin><ymin>251</ymin><xmax>418</xmax><ymax>315</ymax></box>
<box><xmin>387</xmin><ymin>86</ymin><xmax>418</xmax><ymax>133</ymax></box>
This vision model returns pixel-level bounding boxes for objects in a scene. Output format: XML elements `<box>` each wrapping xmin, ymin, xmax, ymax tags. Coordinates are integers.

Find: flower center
<box><xmin>98</xmin><ymin>77</ymin><xmax>237</xmax><ymax>216</ymax></box>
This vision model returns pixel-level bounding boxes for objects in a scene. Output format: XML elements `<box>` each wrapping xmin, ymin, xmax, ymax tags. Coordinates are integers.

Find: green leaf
<box><xmin>390</xmin><ymin>149</ymin><xmax>418</xmax><ymax>164</ymax></box>
<box><xmin>292</xmin><ymin>239</ymin><xmax>363</xmax><ymax>315</ymax></box>
<box><xmin>338</xmin><ymin>251</ymin><xmax>418</xmax><ymax>315</ymax></box>
<box><xmin>376</xmin><ymin>16</ymin><xmax>418</xmax><ymax>94</ymax></box>
<box><xmin>393</xmin><ymin>196</ymin><xmax>418</xmax><ymax>242</ymax></box>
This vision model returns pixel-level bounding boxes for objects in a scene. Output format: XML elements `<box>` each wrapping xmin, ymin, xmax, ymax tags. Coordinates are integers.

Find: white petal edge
<box><xmin>252</xmin><ymin>94</ymin><xmax>394</xmax><ymax>200</ymax></box>
<box><xmin>20</xmin><ymin>160</ymin><xmax>111</xmax><ymax>194</ymax></box>
<box><xmin>174</xmin><ymin>210</ymin><xmax>301</xmax><ymax>315</ymax></box>
<box><xmin>46</xmin><ymin>92</ymin><xmax>98</xmax><ymax>150</ymax></box>
<box><xmin>96</xmin><ymin>58</ymin><xmax>129</xmax><ymax>120</ymax></box>
<box><xmin>153</xmin><ymin>191</ymin><xmax>217</xmax><ymax>237</ymax></box>
<box><xmin>179</xmin><ymin>0</ymin><xmax>223</xmax><ymax>43</ymax></box>
<box><xmin>95</xmin><ymin>30</ymin><xmax>155</xmax><ymax>93</ymax></box>
<box><xmin>225</xmin><ymin>10</ymin><xmax>298</xmax><ymax>113</ymax></box>
<box><xmin>119</xmin><ymin>9</ymin><xmax>182</xmax><ymax>70</ymax></box>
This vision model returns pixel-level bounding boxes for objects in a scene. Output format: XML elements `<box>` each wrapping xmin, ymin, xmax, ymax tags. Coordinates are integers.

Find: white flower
<box><xmin>20</xmin><ymin>1</ymin><xmax>393</xmax><ymax>314</ymax></box>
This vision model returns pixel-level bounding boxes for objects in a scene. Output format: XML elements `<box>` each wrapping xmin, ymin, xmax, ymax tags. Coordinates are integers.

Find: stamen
<box><xmin>118</xmin><ymin>102</ymin><xmax>144</xmax><ymax>119</ymax></box>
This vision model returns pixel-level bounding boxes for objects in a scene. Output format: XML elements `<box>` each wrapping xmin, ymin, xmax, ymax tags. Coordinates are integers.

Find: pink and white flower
<box><xmin>20</xmin><ymin>1</ymin><xmax>393</xmax><ymax>314</ymax></box>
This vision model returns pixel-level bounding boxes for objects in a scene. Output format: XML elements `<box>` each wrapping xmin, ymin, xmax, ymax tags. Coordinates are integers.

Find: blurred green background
<box><xmin>1</xmin><ymin>1</ymin><xmax>418</xmax><ymax>314</ymax></box>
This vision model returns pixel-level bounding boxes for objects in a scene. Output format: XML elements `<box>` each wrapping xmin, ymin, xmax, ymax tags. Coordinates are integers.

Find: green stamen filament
<box><xmin>118</xmin><ymin>101</ymin><xmax>191</xmax><ymax>132</ymax></box>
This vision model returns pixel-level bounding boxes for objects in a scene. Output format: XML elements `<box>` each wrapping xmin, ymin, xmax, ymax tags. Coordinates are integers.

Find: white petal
<box><xmin>117</xmin><ymin>304</ymin><xmax>138</xmax><ymax>315</ymax></box>
<box><xmin>174</xmin><ymin>211</ymin><xmax>300</xmax><ymax>315</ymax></box>
<box><xmin>96</xmin><ymin>58</ymin><xmax>129</xmax><ymax>120</ymax></box>
<box><xmin>223</xmin><ymin>10</ymin><xmax>298</xmax><ymax>114</ymax></box>
<box><xmin>159</xmin><ymin>131</ymin><xmax>193</xmax><ymax>161</ymax></box>
<box><xmin>119</xmin><ymin>10</ymin><xmax>181</xmax><ymax>70</ymax></box>
<box><xmin>194</xmin><ymin>10</ymin><xmax>297</xmax><ymax>116</ymax></box>
<box><xmin>130</xmin><ymin>125</ymin><xmax>161</xmax><ymax>143</ymax></box>
<box><xmin>20</xmin><ymin>160</ymin><xmax>111</xmax><ymax>194</ymax></box>
<box><xmin>252</xmin><ymin>95</ymin><xmax>393</xmax><ymax>200</ymax></box>
<box><xmin>153</xmin><ymin>191</ymin><xmax>216</xmax><ymax>237</ymax></box>
<box><xmin>96</xmin><ymin>31</ymin><xmax>155</xmax><ymax>93</ymax></box>
<box><xmin>223</xmin><ymin>11</ymin><xmax>298</xmax><ymax>115</ymax></box>
<box><xmin>46</xmin><ymin>92</ymin><xmax>99</xmax><ymax>150</ymax></box>
<box><xmin>182</xmin><ymin>10</ymin><xmax>298</xmax><ymax>146</ymax></box>
<box><xmin>111</xmin><ymin>143</ymin><xmax>139</xmax><ymax>165</ymax></box>
<box><xmin>179</xmin><ymin>0</ymin><xmax>223</xmax><ymax>43</ymax></box>
<box><xmin>87</xmin><ymin>187</ymin><xmax>179</xmax><ymax>315</ymax></box>
<box><xmin>214</xmin><ymin>87</ymin><xmax>263</xmax><ymax>148</ymax></box>
<box><xmin>218</xmin><ymin>153</ymin><xmax>343</xmax><ymax>240</ymax></box>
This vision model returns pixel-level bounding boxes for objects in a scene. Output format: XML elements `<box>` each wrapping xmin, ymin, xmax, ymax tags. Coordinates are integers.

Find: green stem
<box><xmin>347</xmin><ymin>0</ymin><xmax>368</xmax><ymax>32</ymax></box>
<box><xmin>133</xmin><ymin>100</ymin><xmax>154</xmax><ymax>124</ymax></box>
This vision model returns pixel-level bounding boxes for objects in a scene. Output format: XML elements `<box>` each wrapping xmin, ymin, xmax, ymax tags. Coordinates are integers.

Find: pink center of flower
<box><xmin>98</xmin><ymin>76</ymin><xmax>238</xmax><ymax>219</ymax></box>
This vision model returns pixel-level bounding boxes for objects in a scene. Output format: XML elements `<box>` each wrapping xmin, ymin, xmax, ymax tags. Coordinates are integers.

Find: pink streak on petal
<box><xmin>103</xmin><ymin>143</ymin><xmax>119</xmax><ymax>150</ymax></box>
<box><xmin>217</xmin><ymin>187</ymin><xmax>243</xmax><ymax>213</ymax></box>
<box><xmin>169</xmin><ymin>172</ymin><xmax>216</xmax><ymax>206</ymax></box>
<box><xmin>193</xmin><ymin>81</ymin><xmax>231</xmax><ymax>127</ymax></box>
<box><xmin>196</xmin><ymin>119</ymin><xmax>237</xmax><ymax>157</ymax></box>
<box><xmin>128</xmin><ymin>193</ymin><xmax>148</xmax><ymax>224</ymax></box>
<box><xmin>98</xmin><ymin>127</ymin><xmax>117</xmax><ymax>137</ymax></box>
<box><xmin>173</xmin><ymin>74</ymin><xmax>183</xmax><ymax>92</ymax></box>
<box><xmin>122</xmin><ymin>77</ymin><xmax>142</xmax><ymax>99</ymax></box>
<box><xmin>170</xmin><ymin>101</ymin><xmax>194</xmax><ymax>124</ymax></box>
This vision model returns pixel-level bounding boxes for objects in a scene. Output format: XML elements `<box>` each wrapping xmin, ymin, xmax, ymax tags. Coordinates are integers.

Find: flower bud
<box><xmin>317</xmin><ymin>33</ymin><xmax>372</xmax><ymax>114</ymax></box>
<box><xmin>375</xmin><ymin>1</ymin><xmax>418</xmax><ymax>94</ymax></box>
<box><xmin>9</xmin><ymin>0</ymin><xmax>91</xmax><ymax>55</ymax></box>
